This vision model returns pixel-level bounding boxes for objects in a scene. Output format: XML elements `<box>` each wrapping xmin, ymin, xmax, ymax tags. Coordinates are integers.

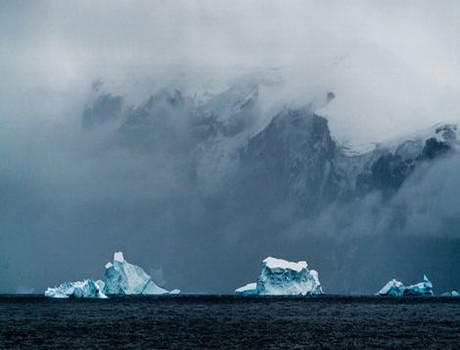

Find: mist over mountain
<box><xmin>1</xmin><ymin>75</ymin><xmax>459</xmax><ymax>294</ymax></box>
<box><xmin>1</xmin><ymin>1</ymin><xmax>460</xmax><ymax>294</ymax></box>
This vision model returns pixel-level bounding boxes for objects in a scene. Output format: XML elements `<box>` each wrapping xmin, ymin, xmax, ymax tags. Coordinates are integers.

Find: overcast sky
<box><xmin>2</xmin><ymin>1</ymin><xmax>459</xmax><ymax>78</ymax></box>
<box><xmin>1</xmin><ymin>0</ymin><xmax>460</xmax><ymax>141</ymax></box>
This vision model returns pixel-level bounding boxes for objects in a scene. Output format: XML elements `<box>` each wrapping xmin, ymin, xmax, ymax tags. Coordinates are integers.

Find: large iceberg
<box><xmin>235</xmin><ymin>257</ymin><xmax>323</xmax><ymax>296</ymax></box>
<box><xmin>104</xmin><ymin>252</ymin><xmax>180</xmax><ymax>295</ymax></box>
<box><xmin>377</xmin><ymin>275</ymin><xmax>433</xmax><ymax>296</ymax></box>
<box><xmin>45</xmin><ymin>251</ymin><xmax>179</xmax><ymax>298</ymax></box>
<box><xmin>45</xmin><ymin>279</ymin><xmax>107</xmax><ymax>299</ymax></box>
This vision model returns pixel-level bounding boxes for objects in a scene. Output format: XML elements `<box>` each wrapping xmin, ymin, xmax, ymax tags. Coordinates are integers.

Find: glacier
<box><xmin>235</xmin><ymin>257</ymin><xmax>323</xmax><ymax>296</ymax></box>
<box><xmin>45</xmin><ymin>279</ymin><xmax>107</xmax><ymax>299</ymax></box>
<box><xmin>45</xmin><ymin>251</ymin><xmax>179</xmax><ymax>298</ymax></box>
<box><xmin>377</xmin><ymin>275</ymin><xmax>433</xmax><ymax>297</ymax></box>
<box><xmin>104</xmin><ymin>252</ymin><xmax>180</xmax><ymax>295</ymax></box>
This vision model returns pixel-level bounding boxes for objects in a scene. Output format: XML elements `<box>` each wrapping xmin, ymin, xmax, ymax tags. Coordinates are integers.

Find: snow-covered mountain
<box><xmin>82</xmin><ymin>80</ymin><xmax>459</xmax><ymax>216</ymax></box>
<box><xmin>351</xmin><ymin>122</ymin><xmax>458</xmax><ymax>198</ymax></box>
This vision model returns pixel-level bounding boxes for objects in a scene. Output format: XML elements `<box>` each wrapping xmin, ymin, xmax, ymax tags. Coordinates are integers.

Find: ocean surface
<box><xmin>1</xmin><ymin>295</ymin><xmax>459</xmax><ymax>349</ymax></box>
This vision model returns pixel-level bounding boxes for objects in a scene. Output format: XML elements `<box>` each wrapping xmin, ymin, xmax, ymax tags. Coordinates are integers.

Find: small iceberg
<box><xmin>441</xmin><ymin>290</ymin><xmax>460</xmax><ymax>297</ymax></box>
<box><xmin>104</xmin><ymin>252</ymin><xmax>180</xmax><ymax>295</ymax></box>
<box><xmin>45</xmin><ymin>279</ymin><xmax>107</xmax><ymax>299</ymax></box>
<box><xmin>235</xmin><ymin>257</ymin><xmax>323</xmax><ymax>296</ymax></box>
<box><xmin>45</xmin><ymin>251</ymin><xmax>179</xmax><ymax>298</ymax></box>
<box><xmin>377</xmin><ymin>275</ymin><xmax>433</xmax><ymax>296</ymax></box>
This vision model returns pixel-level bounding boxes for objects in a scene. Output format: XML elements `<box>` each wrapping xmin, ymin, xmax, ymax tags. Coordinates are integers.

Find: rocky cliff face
<box><xmin>237</xmin><ymin>106</ymin><xmax>458</xmax><ymax>215</ymax></box>
<box><xmin>239</xmin><ymin>108</ymin><xmax>344</xmax><ymax>215</ymax></box>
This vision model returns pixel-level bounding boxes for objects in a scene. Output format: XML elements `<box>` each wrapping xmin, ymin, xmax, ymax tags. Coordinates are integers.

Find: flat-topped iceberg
<box><xmin>104</xmin><ymin>252</ymin><xmax>180</xmax><ymax>295</ymax></box>
<box><xmin>45</xmin><ymin>279</ymin><xmax>107</xmax><ymax>299</ymax></box>
<box><xmin>236</xmin><ymin>257</ymin><xmax>323</xmax><ymax>296</ymax></box>
<box><xmin>378</xmin><ymin>275</ymin><xmax>433</xmax><ymax>296</ymax></box>
<box><xmin>45</xmin><ymin>251</ymin><xmax>179</xmax><ymax>298</ymax></box>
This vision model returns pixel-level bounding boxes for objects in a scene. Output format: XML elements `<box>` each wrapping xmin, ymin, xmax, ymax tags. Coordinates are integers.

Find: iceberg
<box><xmin>377</xmin><ymin>279</ymin><xmax>406</xmax><ymax>297</ymax></box>
<box><xmin>235</xmin><ymin>257</ymin><xmax>323</xmax><ymax>296</ymax></box>
<box><xmin>441</xmin><ymin>290</ymin><xmax>460</xmax><ymax>297</ymax></box>
<box><xmin>103</xmin><ymin>252</ymin><xmax>180</xmax><ymax>295</ymax></box>
<box><xmin>45</xmin><ymin>251</ymin><xmax>179</xmax><ymax>298</ymax></box>
<box><xmin>377</xmin><ymin>275</ymin><xmax>433</xmax><ymax>296</ymax></box>
<box><xmin>45</xmin><ymin>279</ymin><xmax>107</xmax><ymax>299</ymax></box>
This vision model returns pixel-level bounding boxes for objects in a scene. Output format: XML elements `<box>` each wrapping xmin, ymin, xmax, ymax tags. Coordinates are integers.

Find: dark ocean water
<box><xmin>1</xmin><ymin>295</ymin><xmax>460</xmax><ymax>349</ymax></box>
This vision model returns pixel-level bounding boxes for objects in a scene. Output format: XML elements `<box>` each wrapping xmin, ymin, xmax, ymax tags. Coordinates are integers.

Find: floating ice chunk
<box><xmin>103</xmin><ymin>252</ymin><xmax>179</xmax><ymax>295</ymax></box>
<box><xmin>235</xmin><ymin>283</ymin><xmax>257</xmax><ymax>295</ymax></box>
<box><xmin>45</xmin><ymin>279</ymin><xmax>107</xmax><ymax>299</ymax></box>
<box><xmin>441</xmin><ymin>290</ymin><xmax>460</xmax><ymax>297</ymax></box>
<box><xmin>236</xmin><ymin>257</ymin><xmax>323</xmax><ymax>296</ymax></box>
<box><xmin>378</xmin><ymin>275</ymin><xmax>433</xmax><ymax>296</ymax></box>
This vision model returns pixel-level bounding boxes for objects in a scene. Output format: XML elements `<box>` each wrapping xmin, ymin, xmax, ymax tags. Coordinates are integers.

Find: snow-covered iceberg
<box><xmin>103</xmin><ymin>252</ymin><xmax>180</xmax><ymax>295</ymax></box>
<box><xmin>45</xmin><ymin>279</ymin><xmax>107</xmax><ymax>299</ymax></box>
<box><xmin>377</xmin><ymin>275</ymin><xmax>433</xmax><ymax>296</ymax></box>
<box><xmin>235</xmin><ymin>257</ymin><xmax>323</xmax><ymax>296</ymax></box>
